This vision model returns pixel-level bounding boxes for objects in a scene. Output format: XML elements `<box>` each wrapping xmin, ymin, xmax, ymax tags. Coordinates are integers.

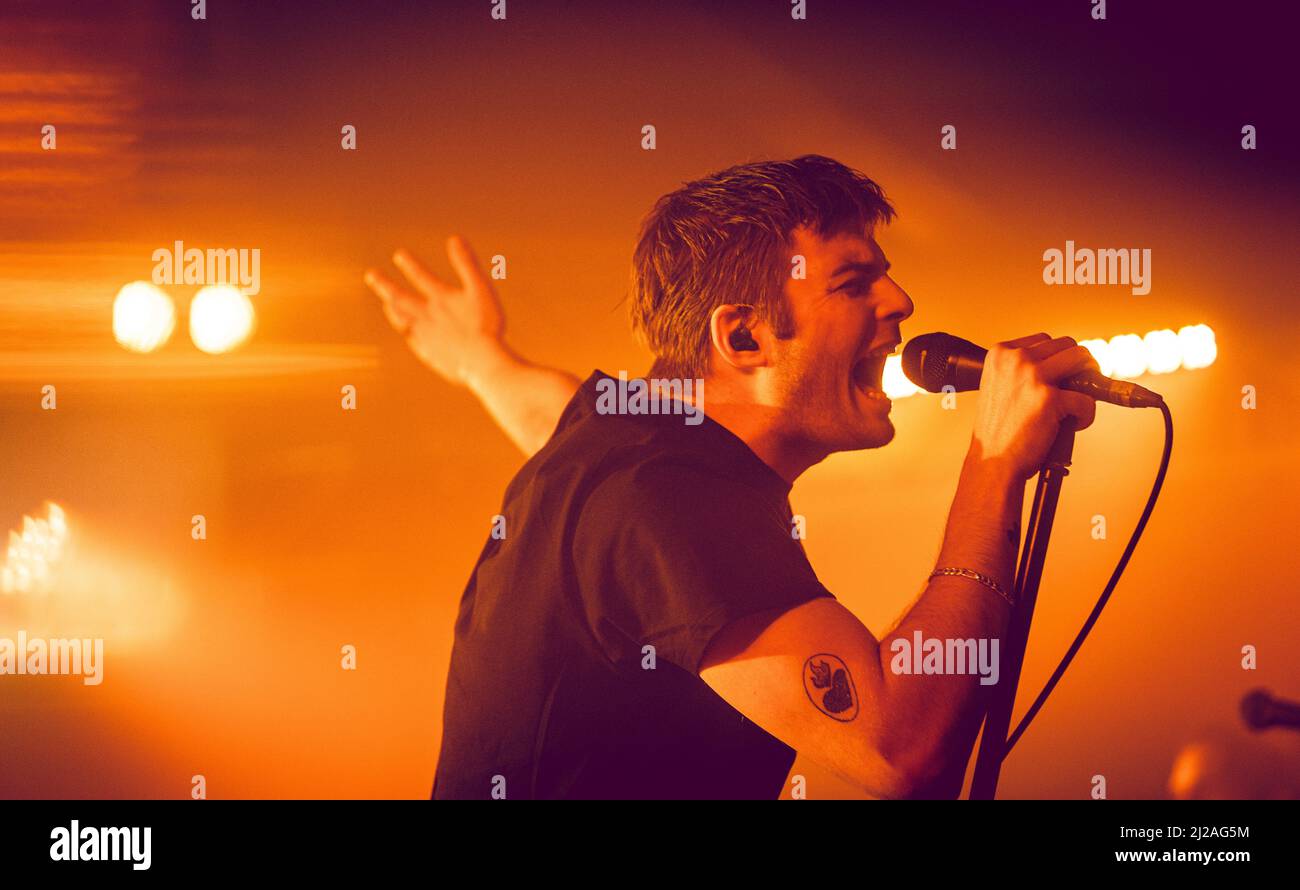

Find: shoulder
<box><xmin>589</xmin><ymin>450</ymin><xmax>779</xmax><ymax>511</ymax></box>
<box><xmin>576</xmin><ymin>450</ymin><xmax>794</xmax><ymax>559</ymax></box>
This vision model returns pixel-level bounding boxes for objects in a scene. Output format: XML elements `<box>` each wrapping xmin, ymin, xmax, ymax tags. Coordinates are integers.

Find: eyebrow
<box><xmin>828</xmin><ymin>259</ymin><xmax>891</xmax><ymax>281</ymax></box>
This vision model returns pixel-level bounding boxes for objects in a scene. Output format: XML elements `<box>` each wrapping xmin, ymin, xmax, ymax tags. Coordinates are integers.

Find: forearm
<box><xmin>465</xmin><ymin>345</ymin><xmax>582</xmax><ymax>457</ymax></box>
<box><xmin>872</xmin><ymin>447</ymin><xmax>1025</xmax><ymax>790</ymax></box>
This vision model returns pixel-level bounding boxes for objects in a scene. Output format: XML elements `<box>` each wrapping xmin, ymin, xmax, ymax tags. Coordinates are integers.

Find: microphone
<box><xmin>1241</xmin><ymin>689</ymin><xmax>1300</xmax><ymax>732</ymax></box>
<box><xmin>901</xmin><ymin>332</ymin><xmax>1164</xmax><ymax>409</ymax></box>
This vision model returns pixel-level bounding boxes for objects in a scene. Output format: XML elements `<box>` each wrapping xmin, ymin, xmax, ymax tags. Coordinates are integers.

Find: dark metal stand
<box><xmin>968</xmin><ymin>421</ymin><xmax>1077</xmax><ymax>800</ymax></box>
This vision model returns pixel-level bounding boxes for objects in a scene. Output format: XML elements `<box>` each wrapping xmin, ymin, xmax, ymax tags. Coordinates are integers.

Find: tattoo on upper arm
<box><xmin>803</xmin><ymin>654</ymin><xmax>859</xmax><ymax>722</ymax></box>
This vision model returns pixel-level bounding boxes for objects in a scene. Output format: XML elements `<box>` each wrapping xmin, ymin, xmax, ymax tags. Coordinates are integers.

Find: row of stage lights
<box><xmin>113</xmin><ymin>280</ymin><xmax>1217</xmax><ymax>398</ymax></box>
<box><xmin>882</xmin><ymin>324</ymin><xmax>1218</xmax><ymax>400</ymax></box>
<box><xmin>113</xmin><ymin>281</ymin><xmax>256</xmax><ymax>354</ymax></box>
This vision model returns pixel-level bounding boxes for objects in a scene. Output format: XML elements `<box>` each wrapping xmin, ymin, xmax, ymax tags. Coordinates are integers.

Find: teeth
<box><xmin>852</xmin><ymin>349</ymin><xmax>894</xmax><ymax>401</ymax></box>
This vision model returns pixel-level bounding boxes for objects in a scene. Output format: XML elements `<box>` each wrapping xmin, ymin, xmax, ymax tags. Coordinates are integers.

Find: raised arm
<box><xmin>364</xmin><ymin>236</ymin><xmax>581</xmax><ymax>456</ymax></box>
<box><xmin>700</xmin><ymin>334</ymin><xmax>1100</xmax><ymax>798</ymax></box>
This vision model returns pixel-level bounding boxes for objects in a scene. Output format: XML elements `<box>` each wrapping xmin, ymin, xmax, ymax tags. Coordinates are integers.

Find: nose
<box><xmin>878</xmin><ymin>275</ymin><xmax>914</xmax><ymax>325</ymax></box>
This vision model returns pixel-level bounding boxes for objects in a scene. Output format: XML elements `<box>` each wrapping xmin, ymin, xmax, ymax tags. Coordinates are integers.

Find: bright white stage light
<box><xmin>1103</xmin><ymin>333</ymin><xmax>1147</xmax><ymax>379</ymax></box>
<box><xmin>1143</xmin><ymin>328</ymin><xmax>1182</xmax><ymax>375</ymax></box>
<box><xmin>113</xmin><ymin>281</ymin><xmax>176</xmax><ymax>353</ymax></box>
<box><xmin>1178</xmin><ymin>324</ymin><xmax>1217</xmax><ymax>370</ymax></box>
<box><xmin>190</xmin><ymin>284</ymin><xmax>256</xmax><ymax>354</ymax></box>
<box><xmin>1079</xmin><ymin>338</ymin><xmax>1112</xmax><ymax>377</ymax></box>
<box><xmin>883</xmin><ymin>354</ymin><xmax>922</xmax><ymax>399</ymax></box>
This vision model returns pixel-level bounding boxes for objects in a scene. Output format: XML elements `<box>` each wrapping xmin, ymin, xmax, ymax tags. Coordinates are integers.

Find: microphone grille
<box><xmin>902</xmin><ymin>333</ymin><xmax>959</xmax><ymax>393</ymax></box>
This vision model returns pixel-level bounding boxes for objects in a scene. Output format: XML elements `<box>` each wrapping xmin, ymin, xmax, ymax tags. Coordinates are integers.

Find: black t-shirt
<box><xmin>432</xmin><ymin>370</ymin><xmax>833</xmax><ymax>799</ymax></box>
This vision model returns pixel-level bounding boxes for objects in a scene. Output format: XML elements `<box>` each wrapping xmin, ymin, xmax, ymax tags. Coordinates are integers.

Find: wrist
<box><xmin>463</xmin><ymin>340</ymin><xmax>516</xmax><ymax>396</ymax></box>
<box><xmin>960</xmin><ymin>444</ymin><xmax>1024</xmax><ymax>498</ymax></box>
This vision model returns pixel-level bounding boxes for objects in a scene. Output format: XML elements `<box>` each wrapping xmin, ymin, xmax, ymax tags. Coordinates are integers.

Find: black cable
<box><xmin>1002</xmin><ymin>400</ymin><xmax>1173</xmax><ymax>756</ymax></box>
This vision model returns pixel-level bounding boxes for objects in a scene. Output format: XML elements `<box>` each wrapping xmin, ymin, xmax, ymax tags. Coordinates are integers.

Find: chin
<box><xmin>859</xmin><ymin>422</ymin><xmax>896</xmax><ymax>450</ymax></box>
<box><xmin>829</xmin><ymin>419</ymin><xmax>896</xmax><ymax>454</ymax></box>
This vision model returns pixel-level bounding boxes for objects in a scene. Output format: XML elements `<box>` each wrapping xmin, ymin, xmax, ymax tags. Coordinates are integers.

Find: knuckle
<box><xmin>1023</xmin><ymin>384</ymin><xmax>1050</xmax><ymax>410</ymax></box>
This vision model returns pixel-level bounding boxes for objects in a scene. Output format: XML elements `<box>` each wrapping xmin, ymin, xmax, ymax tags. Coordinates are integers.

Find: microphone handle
<box><xmin>1061</xmin><ymin>373</ymin><xmax>1164</xmax><ymax>409</ymax></box>
<box><xmin>943</xmin><ymin>359</ymin><xmax>1163</xmax><ymax>409</ymax></box>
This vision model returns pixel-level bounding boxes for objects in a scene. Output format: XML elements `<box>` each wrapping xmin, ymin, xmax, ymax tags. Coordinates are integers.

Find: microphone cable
<box><xmin>1002</xmin><ymin>399</ymin><xmax>1173</xmax><ymax>756</ymax></box>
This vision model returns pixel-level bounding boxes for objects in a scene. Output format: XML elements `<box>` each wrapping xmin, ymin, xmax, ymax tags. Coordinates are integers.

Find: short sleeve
<box><xmin>572</xmin><ymin>458</ymin><xmax>834</xmax><ymax>673</ymax></box>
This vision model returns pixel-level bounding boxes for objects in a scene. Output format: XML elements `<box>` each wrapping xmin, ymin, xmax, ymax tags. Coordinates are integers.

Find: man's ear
<box><xmin>709</xmin><ymin>303</ymin><xmax>769</xmax><ymax>371</ymax></box>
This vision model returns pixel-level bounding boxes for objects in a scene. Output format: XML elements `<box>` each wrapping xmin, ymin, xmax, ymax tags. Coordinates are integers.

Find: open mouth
<box><xmin>852</xmin><ymin>344</ymin><xmax>896</xmax><ymax>401</ymax></box>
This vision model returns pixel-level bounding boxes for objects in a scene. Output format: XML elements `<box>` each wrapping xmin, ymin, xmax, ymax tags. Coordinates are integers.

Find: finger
<box><xmin>365</xmin><ymin>268</ymin><xmax>422</xmax><ymax>314</ymax></box>
<box><xmin>364</xmin><ymin>269</ymin><xmax>421</xmax><ymax>331</ymax></box>
<box><xmin>392</xmin><ymin>249</ymin><xmax>451</xmax><ymax>299</ymax></box>
<box><xmin>446</xmin><ymin>234</ymin><xmax>490</xmax><ymax>292</ymax></box>
<box><xmin>1001</xmin><ymin>332</ymin><xmax>1050</xmax><ymax>349</ymax></box>
<box><xmin>1056</xmin><ymin>390</ymin><xmax>1097</xmax><ymax>431</ymax></box>
<box><xmin>1038</xmin><ymin>344</ymin><xmax>1101</xmax><ymax>383</ymax></box>
<box><xmin>1025</xmin><ymin>335</ymin><xmax>1077</xmax><ymax>361</ymax></box>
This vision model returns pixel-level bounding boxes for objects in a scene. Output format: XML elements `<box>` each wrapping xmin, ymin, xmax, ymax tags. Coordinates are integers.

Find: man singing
<box><xmin>364</xmin><ymin>155</ymin><xmax>1098</xmax><ymax>799</ymax></box>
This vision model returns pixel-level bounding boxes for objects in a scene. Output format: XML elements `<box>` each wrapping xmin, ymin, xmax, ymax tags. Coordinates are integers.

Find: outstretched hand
<box><xmin>364</xmin><ymin>236</ymin><xmax>507</xmax><ymax>388</ymax></box>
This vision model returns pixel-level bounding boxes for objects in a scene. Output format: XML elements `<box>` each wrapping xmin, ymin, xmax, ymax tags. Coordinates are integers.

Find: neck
<box><xmin>691</xmin><ymin>374</ymin><xmax>828</xmax><ymax>485</ymax></box>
